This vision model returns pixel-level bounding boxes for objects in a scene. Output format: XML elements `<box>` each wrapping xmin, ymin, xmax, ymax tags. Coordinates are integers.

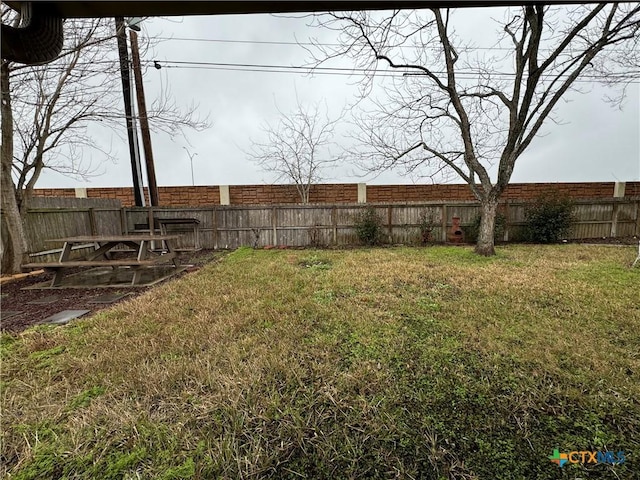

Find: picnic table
<box><xmin>23</xmin><ymin>234</ymin><xmax>181</xmax><ymax>287</ymax></box>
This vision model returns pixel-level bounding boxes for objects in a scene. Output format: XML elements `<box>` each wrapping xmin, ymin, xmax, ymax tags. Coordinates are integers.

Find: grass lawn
<box><xmin>1</xmin><ymin>245</ymin><xmax>639</xmax><ymax>479</ymax></box>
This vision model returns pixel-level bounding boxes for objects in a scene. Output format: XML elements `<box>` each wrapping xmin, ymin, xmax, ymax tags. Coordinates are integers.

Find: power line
<box><xmin>151</xmin><ymin>35</ymin><xmax>631</xmax><ymax>54</ymax></box>
<box><xmin>146</xmin><ymin>59</ymin><xmax>640</xmax><ymax>83</ymax></box>
<box><xmin>10</xmin><ymin>58</ymin><xmax>639</xmax><ymax>83</ymax></box>
<box><xmin>16</xmin><ymin>59</ymin><xmax>637</xmax><ymax>83</ymax></box>
<box><xmin>157</xmin><ymin>64</ymin><xmax>409</xmax><ymax>78</ymax></box>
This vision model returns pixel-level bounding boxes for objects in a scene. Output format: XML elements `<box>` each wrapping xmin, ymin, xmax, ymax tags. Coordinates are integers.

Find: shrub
<box><xmin>464</xmin><ymin>212</ymin><xmax>507</xmax><ymax>244</ymax></box>
<box><xmin>418</xmin><ymin>211</ymin><xmax>437</xmax><ymax>245</ymax></box>
<box><xmin>354</xmin><ymin>207</ymin><xmax>384</xmax><ymax>246</ymax></box>
<box><xmin>524</xmin><ymin>195</ymin><xmax>574</xmax><ymax>243</ymax></box>
<box><xmin>308</xmin><ymin>223</ymin><xmax>323</xmax><ymax>248</ymax></box>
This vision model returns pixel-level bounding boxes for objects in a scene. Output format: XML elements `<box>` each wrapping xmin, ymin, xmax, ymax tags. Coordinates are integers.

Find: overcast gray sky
<box><xmin>37</xmin><ymin>7</ymin><xmax>640</xmax><ymax>189</ymax></box>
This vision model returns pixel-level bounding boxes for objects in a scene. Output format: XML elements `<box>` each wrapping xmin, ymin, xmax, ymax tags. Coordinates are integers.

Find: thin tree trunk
<box><xmin>1</xmin><ymin>61</ymin><xmax>28</xmax><ymax>274</ymax></box>
<box><xmin>475</xmin><ymin>198</ymin><xmax>498</xmax><ymax>256</ymax></box>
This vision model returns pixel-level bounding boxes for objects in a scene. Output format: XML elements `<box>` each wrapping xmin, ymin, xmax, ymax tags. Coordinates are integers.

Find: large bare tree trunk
<box><xmin>475</xmin><ymin>199</ymin><xmax>498</xmax><ymax>257</ymax></box>
<box><xmin>1</xmin><ymin>60</ymin><xmax>28</xmax><ymax>274</ymax></box>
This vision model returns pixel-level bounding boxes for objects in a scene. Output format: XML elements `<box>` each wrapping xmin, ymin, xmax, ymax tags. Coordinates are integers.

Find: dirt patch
<box><xmin>0</xmin><ymin>249</ymin><xmax>225</xmax><ymax>334</ymax></box>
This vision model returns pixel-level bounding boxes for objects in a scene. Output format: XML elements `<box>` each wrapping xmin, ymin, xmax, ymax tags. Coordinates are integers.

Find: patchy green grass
<box><xmin>2</xmin><ymin>245</ymin><xmax>638</xmax><ymax>479</ymax></box>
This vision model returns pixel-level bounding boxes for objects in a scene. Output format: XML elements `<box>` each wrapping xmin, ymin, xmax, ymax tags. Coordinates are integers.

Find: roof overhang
<box><xmin>3</xmin><ymin>1</ymin><xmax>594</xmax><ymax>18</ymax></box>
<box><xmin>1</xmin><ymin>1</ymin><xmax>602</xmax><ymax>65</ymax></box>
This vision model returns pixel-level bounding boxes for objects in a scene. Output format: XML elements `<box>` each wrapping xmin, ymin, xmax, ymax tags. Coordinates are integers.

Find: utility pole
<box><xmin>129</xmin><ymin>29</ymin><xmax>159</xmax><ymax>207</ymax></box>
<box><xmin>115</xmin><ymin>17</ymin><xmax>144</xmax><ymax>207</ymax></box>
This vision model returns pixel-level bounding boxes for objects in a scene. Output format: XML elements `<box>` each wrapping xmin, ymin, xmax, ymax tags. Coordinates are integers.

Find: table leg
<box><xmin>130</xmin><ymin>241</ymin><xmax>147</xmax><ymax>285</ymax></box>
<box><xmin>50</xmin><ymin>242</ymin><xmax>73</xmax><ymax>286</ymax></box>
<box><xmin>58</xmin><ymin>241</ymin><xmax>72</xmax><ymax>262</ymax></box>
<box><xmin>51</xmin><ymin>268</ymin><xmax>66</xmax><ymax>287</ymax></box>
<box><xmin>131</xmin><ymin>267</ymin><xmax>142</xmax><ymax>285</ymax></box>
<box><xmin>160</xmin><ymin>223</ymin><xmax>168</xmax><ymax>252</ymax></box>
<box><xmin>164</xmin><ymin>239</ymin><xmax>180</xmax><ymax>267</ymax></box>
<box><xmin>137</xmin><ymin>240</ymin><xmax>148</xmax><ymax>261</ymax></box>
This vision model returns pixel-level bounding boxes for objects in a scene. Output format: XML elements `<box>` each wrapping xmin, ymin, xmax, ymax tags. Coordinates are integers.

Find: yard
<box><xmin>1</xmin><ymin>245</ymin><xmax>638</xmax><ymax>479</ymax></box>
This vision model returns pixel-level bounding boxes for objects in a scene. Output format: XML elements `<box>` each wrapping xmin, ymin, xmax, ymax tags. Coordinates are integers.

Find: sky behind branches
<box><xmin>35</xmin><ymin>8</ymin><xmax>640</xmax><ymax>189</ymax></box>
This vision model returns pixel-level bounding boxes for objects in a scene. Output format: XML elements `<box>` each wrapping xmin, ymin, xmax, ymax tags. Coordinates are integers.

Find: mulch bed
<box><xmin>565</xmin><ymin>236</ymin><xmax>639</xmax><ymax>245</ymax></box>
<box><xmin>1</xmin><ymin>250</ymin><xmax>222</xmax><ymax>334</ymax></box>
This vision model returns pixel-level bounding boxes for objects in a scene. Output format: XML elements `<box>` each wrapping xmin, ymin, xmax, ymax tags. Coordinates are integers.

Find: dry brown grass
<box><xmin>1</xmin><ymin>245</ymin><xmax>638</xmax><ymax>479</ymax></box>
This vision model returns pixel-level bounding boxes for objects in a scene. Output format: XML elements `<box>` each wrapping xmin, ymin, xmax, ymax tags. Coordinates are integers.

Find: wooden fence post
<box><xmin>272</xmin><ymin>206</ymin><xmax>278</xmax><ymax>245</ymax></box>
<box><xmin>441</xmin><ymin>205</ymin><xmax>448</xmax><ymax>242</ymax></box>
<box><xmin>387</xmin><ymin>206</ymin><xmax>393</xmax><ymax>243</ymax></box>
<box><xmin>147</xmin><ymin>207</ymin><xmax>158</xmax><ymax>250</ymax></box>
<box><xmin>635</xmin><ymin>201</ymin><xmax>640</xmax><ymax>237</ymax></box>
<box><xmin>147</xmin><ymin>207</ymin><xmax>155</xmax><ymax>235</ymax></box>
<box><xmin>332</xmin><ymin>206</ymin><xmax>338</xmax><ymax>245</ymax></box>
<box><xmin>88</xmin><ymin>208</ymin><xmax>97</xmax><ymax>236</ymax></box>
<box><xmin>120</xmin><ymin>208</ymin><xmax>128</xmax><ymax>235</ymax></box>
<box><xmin>610</xmin><ymin>202</ymin><xmax>619</xmax><ymax>238</ymax></box>
<box><xmin>212</xmin><ymin>206</ymin><xmax>218</xmax><ymax>250</ymax></box>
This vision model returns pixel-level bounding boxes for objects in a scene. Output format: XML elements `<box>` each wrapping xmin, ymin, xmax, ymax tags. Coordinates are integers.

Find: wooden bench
<box><xmin>157</xmin><ymin>218</ymin><xmax>201</xmax><ymax>251</ymax></box>
<box><xmin>23</xmin><ymin>258</ymin><xmax>173</xmax><ymax>269</ymax></box>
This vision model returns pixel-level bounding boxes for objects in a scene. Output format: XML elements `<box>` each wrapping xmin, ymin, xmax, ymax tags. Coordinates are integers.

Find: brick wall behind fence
<box><xmin>229</xmin><ymin>184</ymin><xmax>358</xmax><ymax>205</ymax></box>
<box><xmin>32</xmin><ymin>181</ymin><xmax>639</xmax><ymax>207</ymax></box>
<box><xmin>367</xmin><ymin>184</ymin><xmax>476</xmax><ymax>202</ymax></box>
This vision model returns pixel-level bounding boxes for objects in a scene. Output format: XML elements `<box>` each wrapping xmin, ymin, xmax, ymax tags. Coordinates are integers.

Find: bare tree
<box><xmin>8</xmin><ymin>20</ymin><xmax>118</xmax><ymax>212</ymax></box>
<box><xmin>1</xmin><ymin>60</ymin><xmax>27</xmax><ymax>275</ymax></box>
<box><xmin>248</xmin><ymin>101</ymin><xmax>341</xmax><ymax>204</ymax></box>
<box><xmin>1</xmin><ymin>15</ymin><xmax>209</xmax><ymax>273</ymax></box>
<box><xmin>1</xmin><ymin>8</ymin><xmax>27</xmax><ymax>274</ymax></box>
<box><xmin>10</xmin><ymin>18</ymin><xmax>208</xmax><ymax>211</ymax></box>
<box><xmin>306</xmin><ymin>5</ymin><xmax>640</xmax><ymax>255</ymax></box>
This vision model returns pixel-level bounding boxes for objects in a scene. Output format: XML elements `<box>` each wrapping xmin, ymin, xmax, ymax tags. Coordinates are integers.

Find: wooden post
<box><xmin>610</xmin><ymin>202</ymin><xmax>619</xmax><ymax>238</ymax></box>
<box><xmin>147</xmin><ymin>207</ymin><xmax>159</xmax><ymax>250</ymax></box>
<box><xmin>147</xmin><ymin>207</ymin><xmax>155</xmax><ymax>235</ymax></box>
<box><xmin>88</xmin><ymin>208</ymin><xmax>97</xmax><ymax>236</ymax></box>
<box><xmin>212</xmin><ymin>206</ymin><xmax>218</xmax><ymax>250</ymax></box>
<box><xmin>115</xmin><ymin>17</ymin><xmax>145</xmax><ymax>207</ymax></box>
<box><xmin>129</xmin><ymin>30</ymin><xmax>159</xmax><ymax>207</ymax></box>
<box><xmin>332</xmin><ymin>206</ymin><xmax>338</xmax><ymax>245</ymax></box>
<box><xmin>387</xmin><ymin>206</ymin><xmax>393</xmax><ymax>244</ymax></box>
<box><xmin>272</xmin><ymin>207</ymin><xmax>278</xmax><ymax>246</ymax></box>
<box><xmin>121</xmin><ymin>208</ymin><xmax>128</xmax><ymax>235</ymax></box>
<box><xmin>441</xmin><ymin>204</ymin><xmax>448</xmax><ymax>242</ymax></box>
<box><xmin>635</xmin><ymin>201</ymin><xmax>640</xmax><ymax>237</ymax></box>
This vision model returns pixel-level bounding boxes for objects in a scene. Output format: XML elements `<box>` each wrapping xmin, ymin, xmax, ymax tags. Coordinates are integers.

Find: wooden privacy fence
<box><xmin>23</xmin><ymin>198</ymin><xmax>640</xmax><ymax>258</ymax></box>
